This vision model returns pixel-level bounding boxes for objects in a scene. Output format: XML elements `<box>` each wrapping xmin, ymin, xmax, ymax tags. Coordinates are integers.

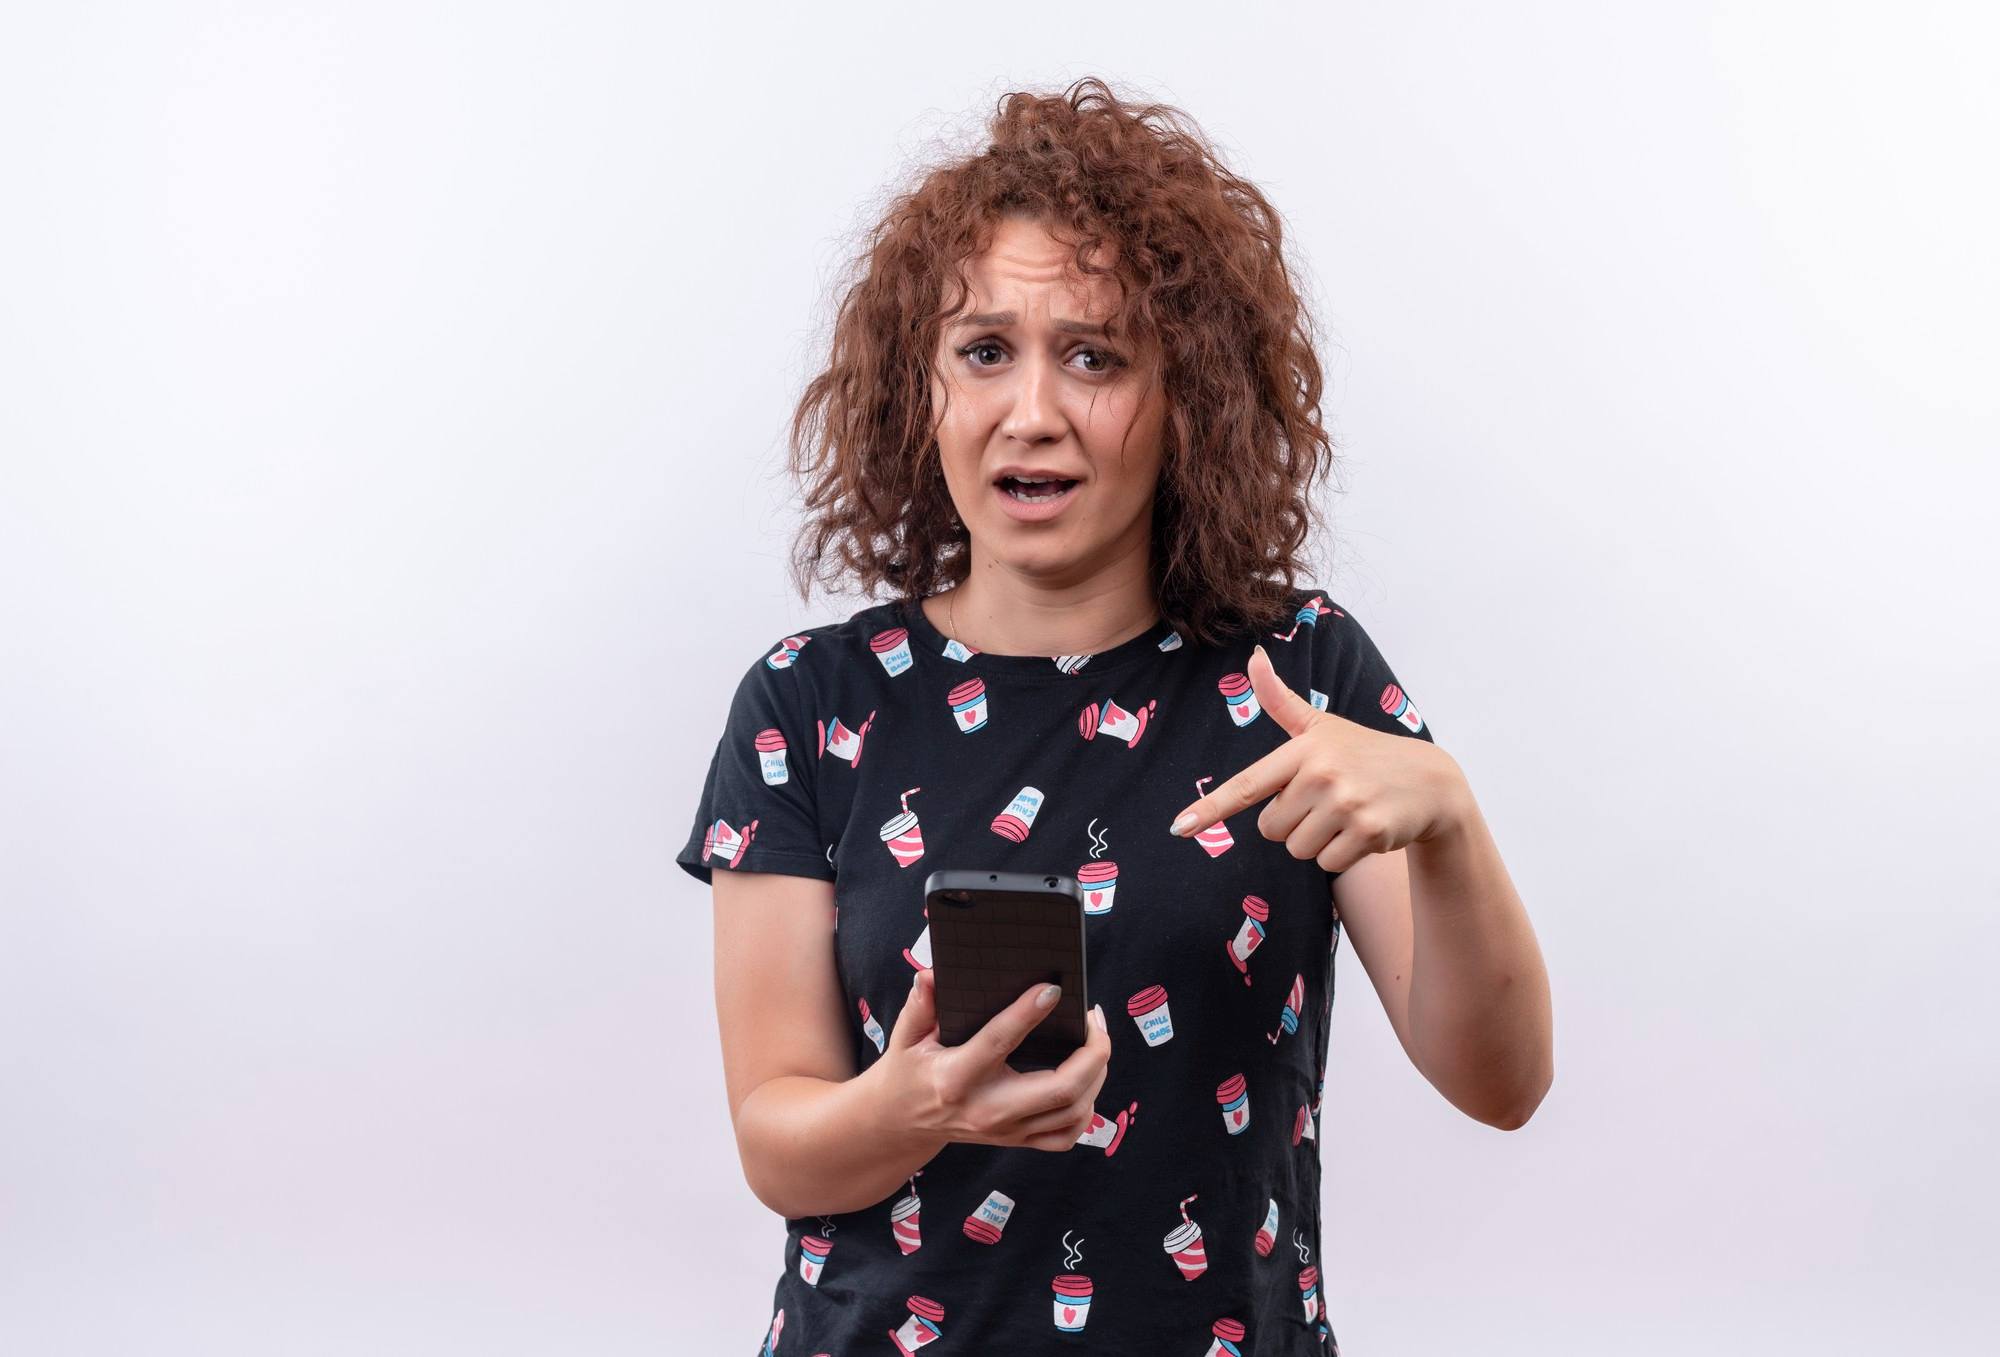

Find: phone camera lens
<box><xmin>1045</xmin><ymin>876</ymin><xmax>1058</xmax><ymax>888</ymax></box>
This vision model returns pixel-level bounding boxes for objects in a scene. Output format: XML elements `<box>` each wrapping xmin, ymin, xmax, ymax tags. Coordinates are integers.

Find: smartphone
<box><xmin>923</xmin><ymin>869</ymin><xmax>1090</xmax><ymax>1071</ymax></box>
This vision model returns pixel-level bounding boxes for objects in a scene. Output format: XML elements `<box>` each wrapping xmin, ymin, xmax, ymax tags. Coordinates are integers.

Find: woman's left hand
<box><xmin>1168</xmin><ymin>644</ymin><xmax>1469</xmax><ymax>873</ymax></box>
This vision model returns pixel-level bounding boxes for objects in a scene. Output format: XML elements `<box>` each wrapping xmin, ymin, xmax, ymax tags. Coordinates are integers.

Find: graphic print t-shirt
<box><xmin>678</xmin><ymin>586</ymin><xmax>1436</xmax><ymax>1357</ymax></box>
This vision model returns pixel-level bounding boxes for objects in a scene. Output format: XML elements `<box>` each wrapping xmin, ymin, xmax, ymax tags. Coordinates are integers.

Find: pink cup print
<box><xmin>870</xmin><ymin>627</ymin><xmax>914</xmax><ymax>677</ymax></box>
<box><xmin>1127</xmin><ymin>985</ymin><xmax>1175</xmax><ymax>1046</ymax></box>
<box><xmin>941</xmin><ymin>636</ymin><xmax>976</xmax><ymax>662</ymax></box>
<box><xmin>1254</xmin><ymin>1197</ymin><xmax>1279</xmax><ymax>1256</ymax></box>
<box><xmin>1054</xmin><ymin>654</ymin><xmax>1090</xmax><ymax>676</ymax></box>
<box><xmin>890</xmin><ymin>1193</ymin><xmax>922</xmax><ymax>1254</ymax></box>
<box><xmin>1381</xmin><ymin>682</ymin><xmax>1426</xmax><ymax>734</ymax></box>
<box><xmin>963</xmin><ymin>1189</ymin><xmax>1016</xmax><ymax>1244</ymax></box>
<box><xmin>903</xmin><ymin>913</ymin><xmax>932</xmax><ymax>970</ymax></box>
<box><xmin>702</xmin><ymin>817</ymin><xmax>758</xmax><ymax>869</ymax></box>
<box><xmin>1216</xmin><ymin>1073</ymin><xmax>1250</xmax><ymax>1135</ymax></box>
<box><xmin>1226</xmin><ymin>896</ymin><xmax>1270</xmax><ymax>982</ymax></box>
<box><xmin>820</xmin><ymin>716</ymin><xmax>867</xmax><ymax>767</ymax></box>
<box><xmin>889</xmin><ymin>1296</ymin><xmax>945</xmax><ymax>1355</ymax></box>
<box><xmin>947</xmin><ymin>677</ymin><xmax>989</xmax><ymax>733</ymax></box>
<box><xmin>1077</xmin><ymin>859</ymin><xmax>1118</xmax><ymax>915</ymax></box>
<box><xmin>755</xmin><ymin>729</ymin><xmax>789</xmax><ymax>785</ymax></box>
<box><xmin>879</xmin><ymin>811</ymin><xmax>924</xmax><ymax>868</ymax></box>
<box><xmin>1077</xmin><ymin>697</ymin><xmax>1154</xmax><ymax>747</ymax></box>
<box><xmin>1207</xmin><ymin>1318</ymin><xmax>1247</xmax><ymax>1357</ymax></box>
<box><xmin>1052</xmin><ymin>1274</ymin><xmax>1092</xmax><ymax>1332</ymax></box>
<box><xmin>761</xmin><ymin>1307</ymin><xmax>784</xmax><ymax>1357</ymax></box>
<box><xmin>859</xmin><ymin>999</ymin><xmax>886</xmax><ymax>1054</ymax></box>
<box><xmin>1163</xmin><ymin>1219</ymin><xmax>1207</xmax><ymax>1281</ymax></box>
<box><xmin>1193</xmin><ymin>816</ymin><xmax>1234</xmax><ymax>856</ymax></box>
<box><xmin>1309</xmin><ymin>688</ymin><xmax>1328</xmax><ymax>711</ymax></box>
<box><xmin>990</xmin><ymin>785</ymin><xmax>1045</xmax><ymax>842</ymax></box>
<box><xmin>1293</xmin><ymin>1104</ymin><xmax>1318</xmax><ymax>1146</ymax></box>
<box><xmin>1218</xmin><ymin>672</ymin><xmax>1261</xmax><ymax>726</ymax></box>
<box><xmin>1073</xmin><ymin>1100</ymin><xmax>1138</xmax><ymax>1156</ymax></box>
<box><xmin>1268</xmin><ymin>972</ymin><xmax>1305</xmax><ymax>1043</ymax></box>
<box><xmin>1300</xmin><ymin>1265</ymin><xmax>1321</xmax><ymax>1321</ymax></box>
<box><xmin>765</xmin><ymin>635</ymin><xmax>808</xmax><ymax>669</ymax></box>
<box><xmin>798</xmin><ymin>1235</ymin><xmax>831</xmax><ymax>1287</ymax></box>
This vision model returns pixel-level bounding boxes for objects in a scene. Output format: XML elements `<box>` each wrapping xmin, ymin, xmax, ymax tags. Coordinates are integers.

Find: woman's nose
<box><xmin>1000</xmin><ymin>354</ymin><xmax>1067</xmax><ymax>443</ymax></box>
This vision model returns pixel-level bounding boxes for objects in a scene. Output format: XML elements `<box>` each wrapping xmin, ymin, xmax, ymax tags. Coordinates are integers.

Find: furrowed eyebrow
<box><xmin>951</xmin><ymin>310</ymin><xmax>1109</xmax><ymax>337</ymax></box>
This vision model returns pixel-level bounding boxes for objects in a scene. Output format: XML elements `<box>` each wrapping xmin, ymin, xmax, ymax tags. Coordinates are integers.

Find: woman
<box><xmin>679</xmin><ymin>77</ymin><xmax>1551</xmax><ymax>1355</ymax></box>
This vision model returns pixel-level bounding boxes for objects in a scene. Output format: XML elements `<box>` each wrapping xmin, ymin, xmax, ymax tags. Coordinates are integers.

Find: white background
<box><xmin>2</xmin><ymin>3</ymin><xmax>1994</xmax><ymax>1353</ymax></box>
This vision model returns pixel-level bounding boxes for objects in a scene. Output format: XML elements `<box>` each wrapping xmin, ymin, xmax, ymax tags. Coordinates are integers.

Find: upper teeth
<box><xmin>1012</xmin><ymin>475</ymin><xmax>1059</xmax><ymax>483</ymax></box>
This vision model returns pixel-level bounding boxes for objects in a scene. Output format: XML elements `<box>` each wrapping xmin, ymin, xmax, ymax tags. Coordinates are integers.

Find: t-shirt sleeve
<box><xmin>1316</xmin><ymin>598</ymin><xmax>1438</xmax><ymax>745</ymax></box>
<box><xmin>676</xmin><ymin>641</ymin><xmax>836</xmax><ymax>887</ymax></box>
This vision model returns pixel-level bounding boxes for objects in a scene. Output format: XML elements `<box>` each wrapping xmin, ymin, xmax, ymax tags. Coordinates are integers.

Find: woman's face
<box><xmin>930</xmin><ymin>215</ymin><xmax>1168</xmax><ymax>590</ymax></box>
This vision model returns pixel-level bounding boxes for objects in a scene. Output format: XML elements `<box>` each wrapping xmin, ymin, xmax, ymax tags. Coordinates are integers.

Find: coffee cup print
<box><xmin>1206</xmin><ymin>1318</ymin><xmax>1247</xmax><ymax>1357</ymax></box>
<box><xmin>1218</xmin><ymin>671</ymin><xmax>1261</xmax><ymax>727</ymax></box>
<box><xmin>1052</xmin><ymin>1274</ymin><xmax>1092</xmax><ymax>1332</ymax></box>
<box><xmin>798</xmin><ymin>1234</ymin><xmax>832</xmax><ymax>1287</ymax></box>
<box><xmin>1159</xmin><ymin>630</ymin><xmax>1183</xmax><ymax>652</ymax></box>
<box><xmin>1189</xmin><ymin>777</ymin><xmax>1234</xmax><ymax>856</ymax></box>
<box><xmin>888</xmin><ymin>1296</ymin><xmax>945</xmax><ymax>1355</ymax></box>
<box><xmin>1077</xmin><ymin>859</ymin><xmax>1118</xmax><ymax>915</ymax></box>
<box><xmin>702</xmin><ymin>817</ymin><xmax>758</xmax><ymax>869</ymax></box>
<box><xmin>817</xmin><ymin>712</ymin><xmax>874</xmax><ymax>768</ymax></box>
<box><xmin>903</xmin><ymin>908</ymin><xmax>932</xmax><ymax>969</ymax></box>
<box><xmin>890</xmin><ymin>1191</ymin><xmax>923</xmax><ymax>1255</ymax></box>
<box><xmin>1226</xmin><ymin>895</ymin><xmax>1270</xmax><ymax>983</ymax></box>
<box><xmin>1293</xmin><ymin>1104</ymin><xmax>1318</xmax><ymax>1146</ymax></box>
<box><xmin>941</xmin><ymin>636</ymin><xmax>977</xmax><ymax>662</ymax></box>
<box><xmin>1309</xmin><ymin>688</ymin><xmax>1328</xmax><ymax>711</ymax></box>
<box><xmin>1054</xmin><ymin>654</ymin><xmax>1090</xmax><ymax>676</ymax></box>
<box><xmin>765</xmin><ymin>635</ymin><xmax>809</xmax><ymax>670</ymax></box>
<box><xmin>1380</xmin><ymin>682</ymin><xmax>1426</xmax><ymax>735</ymax></box>
<box><xmin>1254</xmin><ymin>1197</ymin><xmax>1279</xmax><ymax>1256</ymax></box>
<box><xmin>1300</xmin><ymin>1265</ymin><xmax>1321</xmax><ymax>1322</ymax></box>
<box><xmin>755</xmin><ymin>729</ymin><xmax>789</xmax><ymax>785</ymax></box>
<box><xmin>1216</xmin><ymin>1073</ymin><xmax>1250</xmax><ymax>1135</ymax></box>
<box><xmin>1127</xmin><ymin>985</ymin><xmax>1174</xmax><ymax>1046</ymax></box>
<box><xmin>1162</xmin><ymin>1194</ymin><xmax>1207</xmax><ymax>1280</ymax></box>
<box><xmin>870</xmin><ymin>626</ymin><xmax>914</xmax><ymax>677</ymax></box>
<box><xmin>1274</xmin><ymin>594</ymin><xmax>1335</xmax><ymax>642</ymax></box>
<box><xmin>760</xmin><ymin>1307</ymin><xmax>784</xmax><ymax>1357</ymax></box>
<box><xmin>879</xmin><ymin>787</ymin><xmax>925</xmax><ymax>868</ymax></box>
<box><xmin>1073</xmin><ymin>1099</ymin><xmax>1138</xmax><ymax>1155</ymax></box>
<box><xmin>990</xmin><ymin>785</ymin><xmax>1045</xmax><ymax>843</ymax></box>
<box><xmin>1267</xmin><ymin>973</ymin><xmax>1305</xmax><ymax>1043</ymax></box>
<box><xmin>1077</xmin><ymin>696</ymin><xmax>1156</xmax><ymax>748</ymax></box>
<box><xmin>947</xmin><ymin>677</ymin><xmax>989</xmax><ymax>734</ymax></box>
<box><xmin>963</xmin><ymin>1188</ymin><xmax>1016</xmax><ymax>1244</ymax></box>
<box><xmin>858</xmin><ymin>999</ymin><xmax>886</xmax><ymax>1054</ymax></box>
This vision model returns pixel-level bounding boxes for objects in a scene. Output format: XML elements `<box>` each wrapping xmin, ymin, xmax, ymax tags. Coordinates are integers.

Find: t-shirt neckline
<box><xmin>893</xmin><ymin>594</ymin><xmax>1183</xmax><ymax>678</ymax></box>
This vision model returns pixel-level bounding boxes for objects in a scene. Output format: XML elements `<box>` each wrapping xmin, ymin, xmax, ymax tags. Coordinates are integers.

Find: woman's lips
<box><xmin>993</xmin><ymin>478</ymin><xmax>1079</xmax><ymax>522</ymax></box>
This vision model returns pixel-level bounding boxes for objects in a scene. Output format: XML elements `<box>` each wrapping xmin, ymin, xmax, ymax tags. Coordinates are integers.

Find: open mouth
<box><xmin>999</xmin><ymin>477</ymin><xmax>1079</xmax><ymax>503</ymax></box>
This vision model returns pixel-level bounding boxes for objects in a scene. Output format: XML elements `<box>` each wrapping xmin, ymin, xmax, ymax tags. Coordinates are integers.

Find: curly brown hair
<box><xmin>786</xmin><ymin>76</ymin><xmax>1345</xmax><ymax>647</ymax></box>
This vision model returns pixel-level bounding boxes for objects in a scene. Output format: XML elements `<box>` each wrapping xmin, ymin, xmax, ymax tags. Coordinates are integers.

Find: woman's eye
<box><xmin>955</xmin><ymin>341</ymin><xmax>1122</xmax><ymax>373</ymax></box>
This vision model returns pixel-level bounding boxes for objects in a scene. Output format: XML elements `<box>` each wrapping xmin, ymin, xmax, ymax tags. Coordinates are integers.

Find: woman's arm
<box><xmin>713</xmin><ymin>870</ymin><xmax>947</xmax><ymax>1218</ymax></box>
<box><xmin>1334</xmin><ymin>769</ymin><xmax>1553</xmax><ymax>1129</ymax></box>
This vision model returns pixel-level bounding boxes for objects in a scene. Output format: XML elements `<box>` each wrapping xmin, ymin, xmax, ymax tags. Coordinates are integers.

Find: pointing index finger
<box><xmin>1169</xmin><ymin>744</ymin><xmax>1301</xmax><ymax>838</ymax></box>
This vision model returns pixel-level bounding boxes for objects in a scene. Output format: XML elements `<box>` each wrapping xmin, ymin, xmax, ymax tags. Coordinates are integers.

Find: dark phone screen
<box><xmin>926</xmin><ymin>876</ymin><xmax>1089</xmax><ymax>1070</ymax></box>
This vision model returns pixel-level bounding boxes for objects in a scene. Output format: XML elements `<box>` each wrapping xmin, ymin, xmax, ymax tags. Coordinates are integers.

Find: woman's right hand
<box><xmin>875</xmin><ymin>969</ymin><xmax>1111</xmax><ymax>1152</ymax></box>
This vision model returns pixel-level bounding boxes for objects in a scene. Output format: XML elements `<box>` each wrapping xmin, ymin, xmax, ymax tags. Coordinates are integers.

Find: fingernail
<box><xmin>1170</xmin><ymin>812</ymin><xmax>1195</xmax><ymax>836</ymax></box>
<box><xmin>1091</xmin><ymin>1004</ymin><xmax>1106</xmax><ymax>1033</ymax></box>
<box><xmin>1036</xmin><ymin>983</ymin><xmax>1060</xmax><ymax>1010</ymax></box>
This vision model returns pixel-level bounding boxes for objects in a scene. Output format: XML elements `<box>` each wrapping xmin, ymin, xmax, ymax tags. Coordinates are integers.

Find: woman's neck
<box><xmin>924</xmin><ymin>571</ymin><xmax>1159</xmax><ymax>658</ymax></box>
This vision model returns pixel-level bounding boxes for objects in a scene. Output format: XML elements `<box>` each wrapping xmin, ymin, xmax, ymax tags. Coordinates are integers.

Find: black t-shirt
<box><xmin>679</xmin><ymin>586</ymin><xmax>1437</xmax><ymax>1356</ymax></box>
